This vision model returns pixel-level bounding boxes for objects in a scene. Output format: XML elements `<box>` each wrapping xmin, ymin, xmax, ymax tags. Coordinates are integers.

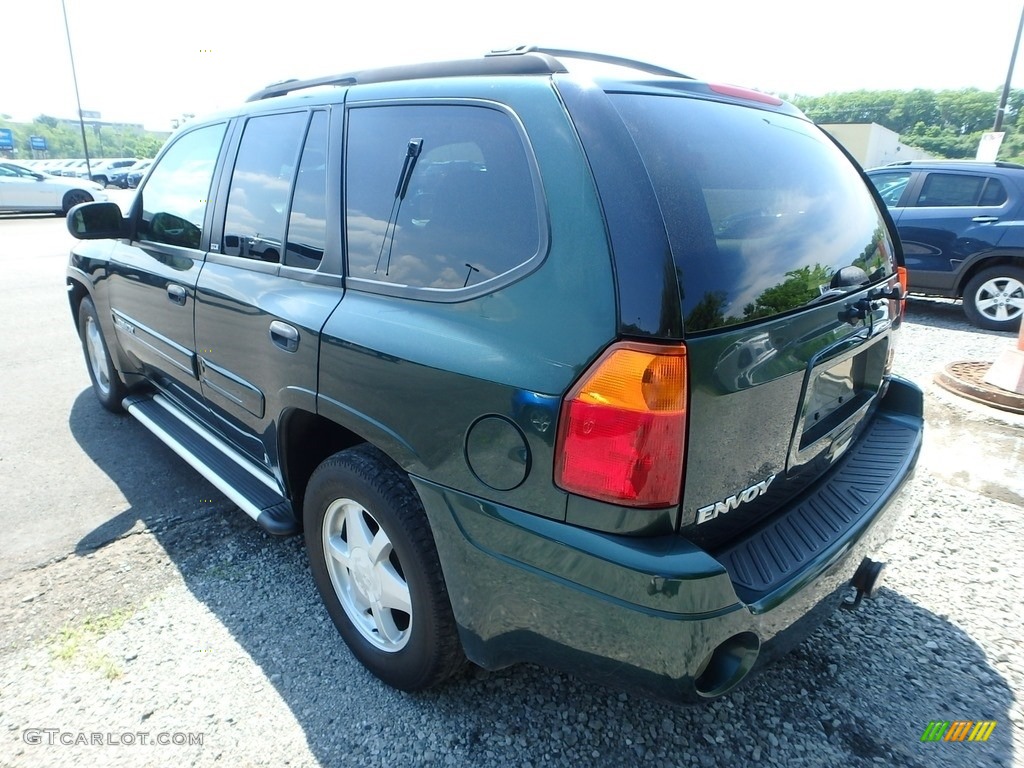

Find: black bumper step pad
<box><xmin>715</xmin><ymin>413</ymin><xmax>920</xmax><ymax>601</ymax></box>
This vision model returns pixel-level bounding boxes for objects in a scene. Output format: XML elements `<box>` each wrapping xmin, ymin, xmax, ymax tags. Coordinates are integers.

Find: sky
<box><xmin>4</xmin><ymin>0</ymin><xmax>1024</xmax><ymax>131</ymax></box>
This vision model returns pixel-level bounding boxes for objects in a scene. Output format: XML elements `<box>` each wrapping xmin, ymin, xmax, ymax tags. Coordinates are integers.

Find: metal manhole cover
<box><xmin>934</xmin><ymin>361</ymin><xmax>1024</xmax><ymax>415</ymax></box>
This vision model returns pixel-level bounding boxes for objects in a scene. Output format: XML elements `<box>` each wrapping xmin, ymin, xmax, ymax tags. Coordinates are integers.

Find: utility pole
<box><xmin>994</xmin><ymin>2</ymin><xmax>1024</xmax><ymax>131</ymax></box>
<box><xmin>61</xmin><ymin>0</ymin><xmax>91</xmax><ymax>177</ymax></box>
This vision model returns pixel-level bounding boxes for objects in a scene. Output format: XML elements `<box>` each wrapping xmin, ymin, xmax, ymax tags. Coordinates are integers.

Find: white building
<box><xmin>820</xmin><ymin>123</ymin><xmax>933</xmax><ymax>169</ymax></box>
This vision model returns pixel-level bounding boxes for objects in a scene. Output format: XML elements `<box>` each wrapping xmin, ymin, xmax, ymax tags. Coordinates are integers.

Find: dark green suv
<box><xmin>65</xmin><ymin>47</ymin><xmax>922</xmax><ymax>702</ymax></box>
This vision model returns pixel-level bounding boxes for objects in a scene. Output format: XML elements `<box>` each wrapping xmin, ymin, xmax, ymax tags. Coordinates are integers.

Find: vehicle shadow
<box><xmin>905</xmin><ymin>295</ymin><xmax>1019</xmax><ymax>336</ymax></box>
<box><xmin>67</xmin><ymin>391</ymin><xmax>1015</xmax><ymax>768</ymax></box>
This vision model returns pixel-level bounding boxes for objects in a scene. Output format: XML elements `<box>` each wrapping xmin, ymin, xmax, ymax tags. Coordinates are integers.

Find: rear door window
<box><xmin>222</xmin><ymin>112</ymin><xmax>307</xmax><ymax>262</ymax></box>
<box><xmin>284</xmin><ymin>111</ymin><xmax>329</xmax><ymax>269</ymax></box>
<box><xmin>915</xmin><ymin>172</ymin><xmax>1006</xmax><ymax>207</ymax></box>
<box><xmin>610</xmin><ymin>94</ymin><xmax>895</xmax><ymax>332</ymax></box>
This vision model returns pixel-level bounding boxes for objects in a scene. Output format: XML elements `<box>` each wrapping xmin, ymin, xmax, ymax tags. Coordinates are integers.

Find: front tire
<box><xmin>962</xmin><ymin>265</ymin><xmax>1024</xmax><ymax>331</ymax></box>
<box><xmin>78</xmin><ymin>297</ymin><xmax>126</xmax><ymax>412</ymax></box>
<box><xmin>303</xmin><ymin>444</ymin><xmax>465</xmax><ymax>691</ymax></box>
<box><xmin>62</xmin><ymin>189</ymin><xmax>93</xmax><ymax>216</ymax></box>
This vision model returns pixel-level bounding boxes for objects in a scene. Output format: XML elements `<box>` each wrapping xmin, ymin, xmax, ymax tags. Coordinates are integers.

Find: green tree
<box><xmin>789</xmin><ymin>87</ymin><xmax>1024</xmax><ymax>162</ymax></box>
<box><xmin>743</xmin><ymin>264</ymin><xmax>834</xmax><ymax>320</ymax></box>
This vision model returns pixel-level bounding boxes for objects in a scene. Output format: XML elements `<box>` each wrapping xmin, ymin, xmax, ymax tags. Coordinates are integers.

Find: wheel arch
<box><xmin>955</xmin><ymin>251</ymin><xmax>1024</xmax><ymax>296</ymax></box>
<box><xmin>278</xmin><ymin>409</ymin><xmax>373</xmax><ymax>517</ymax></box>
<box><xmin>66</xmin><ymin>275</ymin><xmax>90</xmax><ymax>321</ymax></box>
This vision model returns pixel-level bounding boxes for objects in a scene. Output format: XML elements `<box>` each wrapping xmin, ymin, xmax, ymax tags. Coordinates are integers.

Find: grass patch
<box><xmin>49</xmin><ymin>607</ymin><xmax>134</xmax><ymax>679</ymax></box>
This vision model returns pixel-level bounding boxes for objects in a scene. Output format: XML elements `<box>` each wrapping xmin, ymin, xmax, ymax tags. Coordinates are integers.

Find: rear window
<box><xmin>610</xmin><ymin>94</ymin><xmax>895</xmax><ymax>332</ymax></box>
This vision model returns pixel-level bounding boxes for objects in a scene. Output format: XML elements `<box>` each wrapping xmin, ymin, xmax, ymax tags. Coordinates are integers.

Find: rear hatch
<box><xmin>609</xmin><ymin>90</ymin><xmax>902</xmax><ymax>549</ymax></box>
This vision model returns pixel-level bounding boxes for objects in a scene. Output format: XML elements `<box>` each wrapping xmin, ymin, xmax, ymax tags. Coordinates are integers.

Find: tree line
<box><xmin>786</xmin><ymin>87</ymin><xmax>1024</xmax><ymax>162</ymax></box>
<box><xmin>0</xmin><ymin>114</ymin><xmax>168</xmax><ymax>160</ymax></box>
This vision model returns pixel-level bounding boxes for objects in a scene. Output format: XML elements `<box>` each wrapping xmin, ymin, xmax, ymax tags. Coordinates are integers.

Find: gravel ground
<box><xmin>1</xmin><ymin>296</ymin><xmax>1022</xmax><ymax>768</ymax></box>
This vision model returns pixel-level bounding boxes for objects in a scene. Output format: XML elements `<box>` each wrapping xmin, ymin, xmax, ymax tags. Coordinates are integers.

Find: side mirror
<box><xmin>66</xmin><ymin>201</ymin><xmax>128</xmax><ymax>240</ymax></box>
<box><xmin>32</xmin><ymin>173</ymin><xmax>46</xmax><ymax>181</ymax></box>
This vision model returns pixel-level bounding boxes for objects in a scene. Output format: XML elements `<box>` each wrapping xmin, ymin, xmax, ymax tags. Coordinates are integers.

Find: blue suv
<box><xmin>867</xmin><ymin>160</ymin><xmax>1024</xmax><ymax>331</ymax></box>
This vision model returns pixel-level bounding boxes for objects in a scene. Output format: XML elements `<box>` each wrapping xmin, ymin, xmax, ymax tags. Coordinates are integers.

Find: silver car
<box><xmin>0</xmin><ymin>162</ymin><xmax>109</xmax><ymax>215</ymax></box>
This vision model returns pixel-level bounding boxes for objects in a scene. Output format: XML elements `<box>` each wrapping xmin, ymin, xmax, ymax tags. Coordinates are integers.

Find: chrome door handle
<box><xmin>167</xmin><ymin>284</ymin><xmax>187</xmax><ymax>305</ymax></box>
<box><xmin>269</xmin><ymin>320</ymin><xmax>299</xmax><ymax>353</ymax></box>
<box><xmin>972</xmin><ymin>216</ymin><xmax>999</xmax><ymax>223</ymax></box>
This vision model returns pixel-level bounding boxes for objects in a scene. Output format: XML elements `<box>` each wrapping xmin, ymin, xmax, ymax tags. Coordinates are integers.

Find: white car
<box><xmin>0</xmin><ymin>162</ymin><xmax>109</xmax><ymax>215</ymax></box>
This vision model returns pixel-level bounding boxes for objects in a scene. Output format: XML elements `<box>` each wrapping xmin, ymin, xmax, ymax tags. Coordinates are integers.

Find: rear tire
<box><xmin>962</xmin><ymin>265</ymin><xmax>1024</xmax><ymax>331</ymax></box>
<box><xmin>78</xmin><ymin>297</ymin><xmax>126</xmax><ymax>412</ymax></box>
<box><xmin>303</xmin><ymin>444</ymin><xmax>465</xmax><ymax>691</ymax></box>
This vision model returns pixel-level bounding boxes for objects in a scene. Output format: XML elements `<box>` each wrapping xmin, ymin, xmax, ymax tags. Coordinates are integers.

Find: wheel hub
<box><xmin>322</xmin><ymin>497</ymin><xmax>412</xmax><ymax>653</ymax></box>
<box><xmin>349</xmin><ymin>547</ymin><xmax>382</xmax><ymax>602</ymax></box>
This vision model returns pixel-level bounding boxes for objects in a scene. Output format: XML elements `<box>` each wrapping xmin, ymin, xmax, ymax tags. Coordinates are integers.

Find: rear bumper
<box><xmin>414</xmin><ymin>377</ymin><xmax>923</xmax><ymax>702</ymax></box>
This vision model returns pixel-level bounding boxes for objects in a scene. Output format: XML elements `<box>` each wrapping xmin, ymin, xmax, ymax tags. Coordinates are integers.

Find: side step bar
<box><xmin>123</xmin><ymin>393</ymin><xmax>300</xmax><ymax>535</ymax></box>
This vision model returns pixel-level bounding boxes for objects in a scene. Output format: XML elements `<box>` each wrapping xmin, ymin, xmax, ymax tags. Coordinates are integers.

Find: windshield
<box><xmin>610</xmin><ymin>94</ymin><xmax>895</xmax><ymax>332</ymax></box>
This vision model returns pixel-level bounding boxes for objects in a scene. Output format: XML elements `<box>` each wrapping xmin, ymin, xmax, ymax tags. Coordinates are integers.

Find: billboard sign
<box><xmin>0</xmin><ymin>128</ymin><xmax>13</xmax><ymax>150</ymax></box>
<box><xmin>30</xmin><ymin>136</ymin><xmax>47</xmax><ymax>151</ymax></box>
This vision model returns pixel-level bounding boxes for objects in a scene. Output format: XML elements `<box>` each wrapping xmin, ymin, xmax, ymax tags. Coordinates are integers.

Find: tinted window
<box><xmin>980</xmin><ymin>178</ymin><xmax>1008</xmax><ymax>206</ymax></box>
<box><xmin>610</xmin><ymin>95</ymin><xmax>895</xmax><ymax>332</ymax></box>
<box><xmin>917</xmin><ymin>173</ymin><xmax>990</xmax><ymax>207</ymax></box>
<box><xmin>284</xmin><ymin>111</ymin><xmax>328</xmax><ymax>269</ymax></box>
<box><xmin>138</xmin><ymin>123</ymin><xmax>226</xmax><ymax>249</ymax></box>
<box><xmin>868</xmin><ymin>171</ymin><xmax>912</xmax><ymax>207</ymax></box>
<box><xmin>223</xmin><ymin>112</ymin><xmax>307</xmax><ymax>261</ymax></box>
<box><xmin>346</xmin><ymin>104</ymin><xmax>540</xmax><ymax>292</ymax></box>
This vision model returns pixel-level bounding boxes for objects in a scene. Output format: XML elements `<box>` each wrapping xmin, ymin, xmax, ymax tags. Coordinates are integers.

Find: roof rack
<box><xmin>885</xmin><ymin>159</ymin><xmax>1024</xmax><ymax>170</ymax></box>
<box><xmin>486</xmin><ymin>46</ymin><xmax>691</xmax><ymax>79</ymax></box>
<box><xmin>247</xmin><ymin>46</ymin><xmax>689</xmax><ymax>102</ymax></box>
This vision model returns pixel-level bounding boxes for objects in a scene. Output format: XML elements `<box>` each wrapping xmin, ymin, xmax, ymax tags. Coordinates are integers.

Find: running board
<box><xmin>123</xmin><ymin>393</ymin><xmax>300</xmax><ymax>535</ymax></box>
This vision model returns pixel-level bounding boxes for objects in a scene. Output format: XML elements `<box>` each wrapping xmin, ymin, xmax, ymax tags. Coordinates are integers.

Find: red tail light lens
<box><xmin>555</xmin><ymin>342</ymin><xmax>687</xmax><ymax>508</ymax></box>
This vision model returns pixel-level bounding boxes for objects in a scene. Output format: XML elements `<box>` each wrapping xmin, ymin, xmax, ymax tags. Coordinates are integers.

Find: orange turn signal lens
<box><xmin>555</xmin><ymin>342</ymin><xmax>688</xmax><ymax>508</ymax></box>
<box><xmin>574</xmin><ymin>346</ymin><xmax>687</xmax><ymax>413</ymax></box>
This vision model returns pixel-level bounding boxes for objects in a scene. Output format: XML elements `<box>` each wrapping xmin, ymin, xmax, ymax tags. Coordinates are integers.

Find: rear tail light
<box><xmin>555</xmin><ymin>342</ymin><xmax>688</xmax><ymax>508</ymax></box>
<box><xmin>882</xmin><ymin>266</ymin><xmax>909</xmax><ymax>376</ymax></box>
<box><xmin>897</xmin><ymin>266</ymin><xmax>908</xmax><ymax>315</ymax></box>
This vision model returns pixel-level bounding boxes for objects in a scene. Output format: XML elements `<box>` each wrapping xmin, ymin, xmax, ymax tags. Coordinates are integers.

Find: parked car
<box><xmin>89</xmin><ymin>158</ymin><xmax>138</xmax><ymax>187</ymax></box>
<box><xmin>110</xmin><ymin>159</ymin><xmax>150</xmax><ymax>189</ymax></box>
<box><xmin>47</xmin><ymin>159</ymin><xmax>82</xmax><ymax>177</ymax></box>
<box><xmin>0</xmin><ymin>161</ymin><xmax>108</xmax><ymax>214</ymax></box>
<box><xmin>867</xmin><ymin>160</ymin><xmax>1024</xmax><ymax>331</ymax></box>
<box><xmin>64</xmin><ymin>47</ymin><xmax>921</xmax><ymax>702</ymax></box>
<box><xmin>125</xmin><ymin>160</ymin><xmax>151</xmax><ymax>188</ymax></box>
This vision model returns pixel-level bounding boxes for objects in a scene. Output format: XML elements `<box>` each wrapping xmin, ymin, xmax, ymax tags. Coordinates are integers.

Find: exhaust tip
<box><xmin>694</xmin><ymin>632</ymin><xmax>760</xmax><ymax>698</ymax></box>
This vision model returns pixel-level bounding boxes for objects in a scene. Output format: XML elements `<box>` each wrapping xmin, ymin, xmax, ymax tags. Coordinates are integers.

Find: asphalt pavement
<box><xmin>0</xmin><ymin>213</ymin><xmax>1021</xmax><ymax>767</ymax></box>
